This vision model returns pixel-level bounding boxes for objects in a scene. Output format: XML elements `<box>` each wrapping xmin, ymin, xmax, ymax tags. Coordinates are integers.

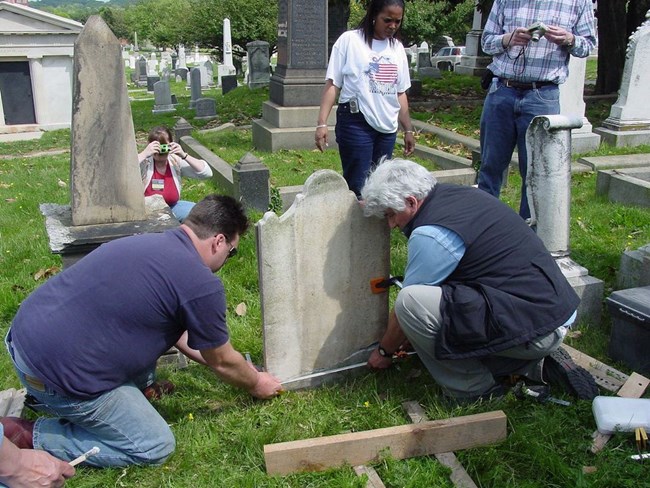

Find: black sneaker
<box><xmin>447</xmin><ymin>383</ymin><xmax>506</xmax><ymax>406</ymax></box>
<box><xmin>543</xmin><ymin>347</ymin><xmax>599</xmax><ymax>400</ymax></box>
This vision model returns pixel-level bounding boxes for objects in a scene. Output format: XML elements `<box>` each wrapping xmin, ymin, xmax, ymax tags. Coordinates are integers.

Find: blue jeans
<box><xmin>335</xmin><ymin>103</ymin><xmax>397</xmax><ymax>196</ymax></box>
<box><xmin>171</xmin><ymin>200</ymin><xmax>195</xmax><ymax>222</ymax></box>
<box><xmin>478</xmin><ymin>79</ymin><xmax>560</xmax><ymax>219</ymax></box>
<box><xmin>5</xmin><ymin>333</ymin><xmax>175</xmax><ymax>467</ymax></box>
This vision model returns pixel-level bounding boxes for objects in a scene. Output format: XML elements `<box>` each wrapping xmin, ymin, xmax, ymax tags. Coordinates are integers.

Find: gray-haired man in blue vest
<box><xmin>361</xmin><ymin>158</ymin><xmax>597</xmax><ymax>403</ymax></box>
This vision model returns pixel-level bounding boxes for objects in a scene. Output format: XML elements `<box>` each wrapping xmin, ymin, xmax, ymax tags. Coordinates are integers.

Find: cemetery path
<box><xmin>0</xmin><ymin>149</ymin><xmax>68</xmax><ymax>160</ymax></box>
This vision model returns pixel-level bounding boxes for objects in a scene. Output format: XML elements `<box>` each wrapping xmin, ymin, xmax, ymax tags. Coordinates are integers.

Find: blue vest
<box><xmin>404</xmin><ymin>184</ymin><xmax>579</xmax><ymax>359</ymax></box>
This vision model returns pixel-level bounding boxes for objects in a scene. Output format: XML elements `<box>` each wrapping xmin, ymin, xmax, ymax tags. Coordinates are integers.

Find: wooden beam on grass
<box><xmin>562</xmin><ymin>344</ymin><xmax>628</xmax><ymax>393</ymax></box>
<box><xmin>403</xmin><ymin>401</ymin><xmax>479</xmax><ymax>488</ymax></box>
<box><xmin>264</xmin><ymin>410</ymin><xmax>507</xmax><ymax>475</ymax></box>
<box><xmin>353</xmin><ymin>465</ymin><xmax>386</xmax><ymax>488</ymax></box>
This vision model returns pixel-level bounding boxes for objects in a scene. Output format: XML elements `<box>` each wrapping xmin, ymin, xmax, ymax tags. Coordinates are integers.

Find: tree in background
<box><xmin>99</xmin><ymin>6</ymin><xmax>130</xmax><ymax>40</ymax></box>
<box><xmin>349</xmin><ymin>0</ymin><xmax>474</xmax><ymax>47</ymax></box>
<box><xmin>187</xmin><ymin>0</ymin><xmax>277</xmax><ymax>60</ymax></box>
<box><xmin>124</xmin><ymin>0</ymin><xmax>193</xmax><ymax>48</ymax></box>
<box><xmin>596</xmin><ymin>0</ymin><xmax>650</xmax><ymax>94</ymax></box>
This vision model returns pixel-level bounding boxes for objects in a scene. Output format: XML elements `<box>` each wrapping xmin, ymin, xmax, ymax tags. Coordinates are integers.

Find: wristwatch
<box><xmin>377</xmin><ymin>345</ymin><xmax>393</xmax><ymax>358</ymax></box>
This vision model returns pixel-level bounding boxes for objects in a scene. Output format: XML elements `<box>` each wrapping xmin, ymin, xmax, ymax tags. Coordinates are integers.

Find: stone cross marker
<box><xmin>70</xmin><ymin>15</ymin><xmax>145</xmax><ymax>225</ymax></box>
<box><xmin>256</xmin><ymin>170</ymin><xmax>390</xmax><ymax>389</ymax></box>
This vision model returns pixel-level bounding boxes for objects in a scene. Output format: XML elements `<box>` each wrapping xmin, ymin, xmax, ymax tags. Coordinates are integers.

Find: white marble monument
<box><xmin>0</xmin><ymin>2</ymin><xmax>82</xmax><ymax>140</ymax></box>
<box><xmin>218</xmin><ymin>18</ymin><xmax>237</xmax><ymax>86</ymax></box>
<box><xmin>526</xmin><ymin>115</ymin><xmax>604</xmax><ymax>326</ymax></box>
<box><xmin>257</xmin><ymin>171</ymin><xmax>390</xmax><ymax>389</ymax></box>
<box><xmin>559</xmin><ymin>56</ymin><xmax>601</xmax><ymax>153</ymax></box>
<box><xmin>594</xmin><ymin>10</ymin><xmax>650</xmax><ymax>147</ymax></box>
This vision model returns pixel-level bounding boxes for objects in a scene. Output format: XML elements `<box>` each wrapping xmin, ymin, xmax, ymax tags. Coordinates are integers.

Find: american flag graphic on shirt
<box><xmin>366</xmin><ymin>56</ymin><xmax>398</xmax><ymax>95</ymax></box>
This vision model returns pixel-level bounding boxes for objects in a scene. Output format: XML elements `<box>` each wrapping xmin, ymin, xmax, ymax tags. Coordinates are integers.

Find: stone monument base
<box><xmin>593</xmin><ymin>127</ymin><xmax>650</xmax><ymax>148</ymax></box>
<box><xmin>571</xmin><ymin>131</ymin><xmax>601</xmax><ymax>154</ymax></box>
<box><xmin>454</xmin><ymin>56</ymin><xmax>491</xmax><ymax>76</ymax></box>
<box><xmin>41</xmin><ymin>197</ymin><xmax>179</xmax><ymax>268</ymax></box>
<box><xmin>152</xmin><ymin>105</ymin><xmax>176</xmax><ymax>114</ymax></box>
<box><xmin>556</xmin><ymin>257</ymin><xmax>604</xmax><ymax>326</ymax></box>
<box><xmin>252</xmin><ymin>101</ymin><xmax>336</xmax><ymax>152</ymax></box>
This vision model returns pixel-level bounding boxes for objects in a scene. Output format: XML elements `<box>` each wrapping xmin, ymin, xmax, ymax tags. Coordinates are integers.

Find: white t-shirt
<box><xmin>326</xmin><ymin>29</ymin><xmax>411</xmax><ymax>134</ymax></box>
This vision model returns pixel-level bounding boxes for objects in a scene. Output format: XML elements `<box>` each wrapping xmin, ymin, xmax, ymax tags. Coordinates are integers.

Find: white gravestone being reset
<box><xmin>257</xmin><ymin>171</ymin><xmax>390</xmax><ymax>389</ymax></box>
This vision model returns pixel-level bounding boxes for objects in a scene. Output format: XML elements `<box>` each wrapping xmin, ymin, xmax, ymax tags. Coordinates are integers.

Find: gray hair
<box><xmin>361</xmin><ymin>158</ymin><xmax>436</xmax><ymax>218</ymax></box>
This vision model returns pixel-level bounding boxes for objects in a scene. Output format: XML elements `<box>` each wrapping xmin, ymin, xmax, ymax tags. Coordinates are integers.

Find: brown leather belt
<box><xmin>499</xmin><ymin>78</ymin><xmax>557</xmax><ymax>90</ymax></box>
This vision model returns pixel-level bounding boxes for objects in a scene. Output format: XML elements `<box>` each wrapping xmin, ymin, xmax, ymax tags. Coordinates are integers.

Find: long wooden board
<box><xmin>353</xmin><ymin>465</ymin><xmax>386</xmax><ymax>488</ymax></box>
<box><xmin>0</xmin><ymin>388</ymin><xmax>26</xmax><ymax>418</ymax></box>
<box><xmin>264</xmin><ymin>411</ymin><xmax>507</xmax><ymax>475</ymax></box>
<box><xmin>562</xmin><ymin>344</ymin><xmax>628</xmax><ymax>393</ymax></box>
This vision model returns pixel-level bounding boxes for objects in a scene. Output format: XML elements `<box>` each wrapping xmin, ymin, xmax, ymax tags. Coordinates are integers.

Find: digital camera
<box><xmin>527</xmin><ymin>21</ymin><xmax>548</xmax><ymax>42</ymax></box>
<box><xmin>159</xmin><ymin>143</ymin><xmax>171</xmax><ymax>154</ymax></box>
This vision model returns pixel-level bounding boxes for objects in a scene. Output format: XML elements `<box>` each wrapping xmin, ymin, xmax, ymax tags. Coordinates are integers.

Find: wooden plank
<box><xmin>403</xmin><ymin>401</ymin><xmax>479</xmax><ymax>488</ymax></box>
<box><xmin>562</xmin><ymin>344</ymin><xmax>628</xmax><ymax>393</ymax></box>
<box><xmin>590</xmin><ymin>372</ymin><xmax>650</xmax><ymax>453</ymax></box>
<box><xmin>353</xmin><ymin>465</ymin><xmax>386</xmax><ymax>488</ymax></box>
<box><xmin>264</xmin><ymin>411</ymin><xmax>507</xmax><ymax>475</ymax></box>
<box><xmin>616</xmin><ymin>372</ymin><xmax>650</xmax><ymax>398</ymax></box>
<box><xmin>0</xmin><ymin>388</ymin><xmax>26</xmax><ymax>418</ymax></box>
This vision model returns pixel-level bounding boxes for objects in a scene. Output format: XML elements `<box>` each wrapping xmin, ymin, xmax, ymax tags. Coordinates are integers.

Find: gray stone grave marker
<box><xmin>246</xmin><ymin>40</ymin><xmax>271</xmax><ymax>89</ymax></box>
<box><xmin>195</xmin><ymin>97</ymin><xmax>216</xmax><ymax>119</ymax></box>
<box><xmin>152</xmin><ymin>80</ymin><xmax>175</xmax><ymax>114</ymax></box>
<box><xmin>137</xmin><ymin>55</ymin><xmax>147</xmax><ymax>85</ymax></box>
<box><xmin>70</xmin><ymin>15</ymin><xmax>145</xmax><ymax>225</ymax></box>
<box><xmin>232</xmin><ymin>152</ymin><xmax>270</xmax><ymax>212</ymax></box>
<box><xmin>173</xmin><ymin>117</ymin><xmax>193</xmax><ymax>140</ymax></box>
<box><xmin>202</xmin><ymin>60</ymin><xmax>214</xmax><ymax>87</ymax></box>
<box><xmin>189</xmin><ymin>67</ymin><xmax>202</xmax><ymax>108</ymax></box>
<box><xmin>256</xmin><ymin>170</ymin><xmax>390</xmax><ymax>388</ymax></box>
<box><xmin>146</xmin><ymin>75</ymin><xmax>160</xmax><ymax>92</ymax></box>
<box><xmin>252</xmin><ymin>0</ymin><xmax>331</xmax><ymax>151</ymax></box>
<box><xmin>175</xmin><ymin>67</ymin><xmax>188</xmax><ymax>82</ymax></box>
<box><xmin>221</xmin><ymin>74</ymin><xmax>237</xmax><ymax>95</ymax></box>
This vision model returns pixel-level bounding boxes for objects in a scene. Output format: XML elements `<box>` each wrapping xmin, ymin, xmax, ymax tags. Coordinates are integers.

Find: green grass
<box><xmin>1</xmin><ymin>73</ymin><xmax>649</xmax><ymax>487</ymax></box>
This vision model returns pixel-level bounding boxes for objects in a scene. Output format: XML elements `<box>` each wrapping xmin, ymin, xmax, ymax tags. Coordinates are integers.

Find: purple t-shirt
<box><xmin>11</xmin><ymin>228</ymin><xmax>229</xmax><ymax>398</ymax></box>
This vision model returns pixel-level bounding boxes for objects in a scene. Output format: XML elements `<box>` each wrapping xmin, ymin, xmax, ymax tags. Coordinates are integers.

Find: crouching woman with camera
<box><xmin>138</xmin><ymin>126</ymin><xmax>213</xmax><ymax>222</ymax></box>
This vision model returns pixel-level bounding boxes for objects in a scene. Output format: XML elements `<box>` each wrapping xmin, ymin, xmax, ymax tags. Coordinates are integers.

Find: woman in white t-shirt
<box><xmin>315</xmin><ymin>0</ymin><xmax>415</xmax><ymax>196</ymax></box>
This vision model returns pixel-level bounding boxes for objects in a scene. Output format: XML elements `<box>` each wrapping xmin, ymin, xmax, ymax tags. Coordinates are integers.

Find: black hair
<box><xmin>357</xmin><ymin>0</ymin><xmax>405</xmax><ymax>47</ymax></box>
<box><xmin>184</xmin><ymin>194</ymin><xmax>250</xmax><ymax>241</ymax></box>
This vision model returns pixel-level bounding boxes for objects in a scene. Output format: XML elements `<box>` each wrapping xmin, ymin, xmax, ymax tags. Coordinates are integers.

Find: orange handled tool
<box><xmin>370</xmin><ymin>276</ymin><xmax>404</xmax><ymax>294</ymax></box>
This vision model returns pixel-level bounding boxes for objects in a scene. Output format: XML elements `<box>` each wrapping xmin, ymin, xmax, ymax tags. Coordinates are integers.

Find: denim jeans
<box><xmin>171</xmin><ymin>200</ymin><xmax>195</xmax><ymax>222</ymax></box>
<box><xmin>5</xmin><ymin>333</ymin><xmax>175</xmax><ymax>467</ymax></box>
<box><xmin>335</xmin><ymin>103</ymin><xmax>397</xmax><ymax>196</ymax></box>
<box><xmin>477</xmin><ymin>79</ymin><xmax>560</xmax><ymax>219</ymax></box>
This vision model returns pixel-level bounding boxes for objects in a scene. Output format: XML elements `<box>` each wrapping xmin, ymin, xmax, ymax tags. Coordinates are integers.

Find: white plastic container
<box><xmin>592</xmin><ymin>396</ymin><xmax>650</xmax><ymax>434</ymax></box>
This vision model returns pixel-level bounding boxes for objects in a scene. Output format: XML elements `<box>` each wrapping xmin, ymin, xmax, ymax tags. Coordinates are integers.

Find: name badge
<box><xmin>151</xmin><ymin>178</ymin><xmax>164</xmax><ymax>191</ymax></box>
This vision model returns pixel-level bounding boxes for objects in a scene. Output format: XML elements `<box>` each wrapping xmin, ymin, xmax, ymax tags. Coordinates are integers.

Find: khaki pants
<box><xmin>395</xmin><ymin>285</ymin><xmax>566</xmax><ymax>399</ymax></box>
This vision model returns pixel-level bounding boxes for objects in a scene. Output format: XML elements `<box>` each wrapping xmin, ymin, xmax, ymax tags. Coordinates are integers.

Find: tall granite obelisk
<box><xmin>252</xmin><ymin>0</ymin><xmax>335</xmax><ymax>151</ymax></box>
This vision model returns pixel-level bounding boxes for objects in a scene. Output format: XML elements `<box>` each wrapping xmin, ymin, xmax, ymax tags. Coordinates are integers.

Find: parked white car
<box><xmin>431</xmin><ymin>46</ymin><xmax>466</xmax><ymax>71</ymax></box>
